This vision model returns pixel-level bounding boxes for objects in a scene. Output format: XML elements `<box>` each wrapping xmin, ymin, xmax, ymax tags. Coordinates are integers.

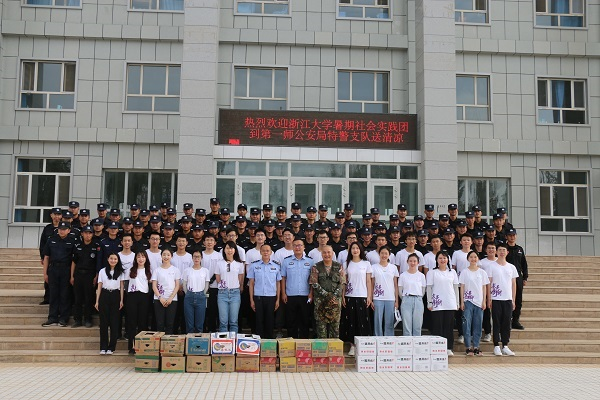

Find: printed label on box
<box><xmin>279</xmin><ymin>357</ymin><xmax>297</xmax><ymax>373</ymax></box>
<box><xmin>211</xmin><ymin>355</ymin><xmax>236</xmax><ymax>372</ymax></box>
<box><xmin>237</xmin><ymin>334</ymin><xmax>261</xmax><ymax>356</ymax></box>
<box><xmin>261</xmin><ymin>339</ymin><xmax>278</xmax><ymax>357</ymax></box>
<box><xmin>186</xmin><ymin>333</ymin><xmax>211</xmax><ymax>355</ymax></box>
<box><xmin>161</xmin><ymin>356</ymin><xmax>185</xmax><ymax>373</ymax></box>
<box><xmin>236</xmin><ymin>355</ymin><xmax>260</xmax><ymax>372</ymax></box>
<box><xmin>186</xmin><ymin>355</ymin><xmax>211</xmax><ymax>373</ymax></box>
<box><xmin>395</xmin><ymin>355</ymin><xmax>413</xmax><ymax>372</ymax></box>
<box><xmin>278</xmin><ymin>338</ymin><xmax>296</xmax><ymax>358</ymax></box>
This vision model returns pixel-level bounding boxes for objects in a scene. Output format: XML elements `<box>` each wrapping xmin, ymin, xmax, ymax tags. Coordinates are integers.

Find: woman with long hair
<box><xmin>151</xmin><ymin>248</ymin><xmax>181</xmax><ymax>334</ymax></box>
<box><xmin>126</xmin><ymin>251</ymin><xmax>152</xmax><ymax>354</ymax></box>
<box><xmin>183</xmin><ymin>251</ymin><xmax>211</xmax><ymax>333</ymax></box>
<box><xmin>95</xmin><ymin>253</ymin><xmax>124</xmax><ymax>355</ymax></box>
<box><xmin>215</xmin><ymin>241</ymin><xmax>245</xmax><ymax>333</ymax></box>
<box><xmin>399</xmin><ymin>253</ymin><xmax>426</xmax><ymax>336</ymax></box>
<box><xmin>459</xmin><ymin>250</ymin><xmax>489</xmax><ymax>356</ymax></box>
<box><xmin>371</xmin><ymin>246</ymin><xmax>399</xmax><ymax>336</ymax></box>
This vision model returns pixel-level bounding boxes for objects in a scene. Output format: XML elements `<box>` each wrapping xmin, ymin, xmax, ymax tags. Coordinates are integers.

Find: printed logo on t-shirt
<box><xmin>345</xmin><ymin>282</ymin><xmax>354</xmax><ymax>295</ymax></box>
<box><xmin>432</xmin><ymin>294</ymin><xmax>442</xmax><ymax>308</ymax></box>
<box><xmin>219</xmin><ymin>280</ymin><xmax>228</xmax><ymax>289</ymax></box>
<box><xmin>129</xmin><ymin>283</ymin><xmax>136</xmax><ymax>292</ymax></box>
<box><xmin>491</xmin><ymin>283</ymin><xmax>502</xmax><ymax>297</ymax></box>
<box><xmin>464</xmin><ymin>290</ymin><xmax>474</xmax><ymax>301</ymax></box>
<box><xmin>373</xmin><ymin>284</ymin><xmax>384</xmax><ymax>297</ymax></box>
<box><xmin>157</xmin><ymin>283</ymin><xmax>165</xmax><ymax>296</ymax></box>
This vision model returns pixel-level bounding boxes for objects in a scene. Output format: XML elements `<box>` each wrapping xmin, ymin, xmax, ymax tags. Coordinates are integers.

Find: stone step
<box><xmin>0</xmin><ymin>304</ymin><xmax>50</xmax><ymax>314</ymax></box>
<box><xmin>0</xmin><ymin>290</ymin><xmax>45</xmax><ymax>304</ymax></box>
<box><xmin>524</xmin><ymin>287</ymin><xmax>600</xmax><ymax>295</ymax></box>
<box><xmin>0</xmin><ymin>350</ymin><xmax>132</xmax><ymax>363</ymax></box>
<box><xmin>0</xmin><ymin>337</ymin><xmax>130</xmax><ymax>351</ymax></box>
<box><xmin>0</xmin><ymin>265</ymin><xmax>43</xmax><ymax>274</ymax></box>
<box><xmin>528</xmin><ymin>272</ymin><xmax>600</xmax><ymax>281</ymax></box>
<box><xmin>453</xmin><ymin>339</ymin><xmax>600</xmax><ymax>353</ymax></box>
<box><xmin>0</xmin><ymin>260</ymin><xmax>42</xmax><ymax>267</ymax></box>
<box><xmin>520</xmin><ymin>308</ymin><xmax>600</xmax><ymax>318</ymax></box>
<box><xmin>528</xmin><ymin>265</ymin><xmax>600</xmax><ymax>273</ymax></box>
<box><xmin>509</xmin><ymin>328</ymin><xmax>600</xmax><ymax>340</ymax></box>
<box><xmin>523</xmin><ymin>294</ymin><xmax>600</xmax><ymax>308</ymax></box>
<box><xmin>0</xmin><ymin>282</ymin><xmax>45</xmax><ymax>290</ymax></box>
<box><xmin>528</xmin><ymin>256</ymin><xmax>600</xmax><ymax>263</ymax></box>
<box><xmin>0</xmin><ymin>274</ymin><xmax>44</xmax><ymax>282</ymax></box>
<box><xmin>519</xmin><ymin>317</ymin><xmax>600</xmax><ymax>328</ymax></box>
<box><xmin>526</xmin><ymin>279</ymin><xmax>600</xmax><ymax>288</ymax></box>
<box><xmin>0</xmin><ymin>325</ymin><xmax>101</xmax><ymax>337</ymax></box>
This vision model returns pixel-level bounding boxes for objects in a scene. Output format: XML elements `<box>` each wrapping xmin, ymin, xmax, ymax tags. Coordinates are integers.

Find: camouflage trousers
<box><xmin>313</xmin><ymin>296</ymin><xmax>341</xmax><ymax>339</ymax></box>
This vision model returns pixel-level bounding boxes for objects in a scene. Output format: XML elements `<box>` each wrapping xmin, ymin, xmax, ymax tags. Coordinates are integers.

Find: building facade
<box><xmin>0</xmin><ymin>0</ymin><xmax>598</xmax><ymax>255</ymax></box>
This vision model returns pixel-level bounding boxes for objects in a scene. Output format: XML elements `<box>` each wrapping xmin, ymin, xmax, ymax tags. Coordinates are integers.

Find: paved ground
<box><xmin>1</xmin><ymin>364</ymin><xmax>599</xmax><ymax>399</ymax></box>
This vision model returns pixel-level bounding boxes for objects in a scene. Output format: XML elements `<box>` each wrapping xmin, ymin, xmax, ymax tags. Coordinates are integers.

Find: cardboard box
<box><xmin>376</xmin><ymin>356</ymin><xmax>395</xmax><ymax>372</ymax></box>
<box><xmin>236</xmin><ymin>355</ymin><xmax>260</xmax><ymax>372</ymax></box>
<box><xmin>279</xmin><ymin>357</ymin><xmax>297</xmax><ymax>373</ymax></box>
<box><xmin>237</xmin><ymin>334</ymin><xmax>261</xmax><ymax>356</ymax></box>
<box><xmin>186</xmin><ymin>355</ymin><xmax>211</xmax><ymax>373</ymax></box>
<box><xmin>211</xmin><ymin>332</ymin><xmax>236</xmax><ymax>355</ymax></box>
<box><xmin>430</xmin><ymin>354</ymin><xmax>449</xmax><ymax>371</ymax></box>
<box><xmin>297</xmin><ymin>355</ymin><xmax>313</xmax><ymax>372</ymax></box>
<box><xmin>376</xmin><ymin>336</ymin><xmax>396</xmax><ymax>356</ymax></box>
<box><xmin>297</xmin><ymin>364</ymin><xmax>313</xmax><ymax>373</ymax></box>
<box><xmin>211</xmin><ymin>355</ymin><xmax>236</xmax><ymax>372</ymax></box>
<box><xmin>354</xmin><ymin>336</ymin><xmax>377</xmax><ymax>356</ymax></box>
<box><xmin>328</xmin><ymin>356</ymin><xmax>345</xmax><ymax>372</ymax></box>
<box><xmin>396</xmin><ymin>337</ymin><xmax>414</xmax><ymax>356</ymax></box>
<box><xmin>135</xmin><ymin>355</ymin><xmax>160</xmax><ymax>372</ymax></box>
<box><xmin>311</xmin><ymin>339</ymin><xmax>328</xmax><ymax>357</ymax></box>
<box><xmin>186</xmin><ymin>333</ymin><xmax>211</xmax><ymax>355</ymax></box>
<box><xmin>260</xmin><ymin>357</ymin><xmax>277</xmax><ymax>372</ymax></box>
<box><xmin>326</xmin><ymin>339</ymin><xmax>344</xmax><ymax>357</ymax></box>
<box><xmin>160</xmin><ymin>335</ymin><xmax>186</xmax><ymax>356</ymax></box>
<box><xmin>356</xmin><ymin>356</ymin><xmax>376</xmax><ymax>373</ymax></box>
<box><xmin>134</xmin><ymin>331</ymin><xmax>164</xmax><ymax>355</ymax></box>
<box><xmin>277</xmin><ymin>338</ymin><xmax>296</xmax><ymax>358</ymax></box>
<box><xmin>295</xmin><ymin>339</ymin><xmax>312</xmax><ymax>358</ymax></box>
<box><xmin>412</xmin><ymin>337</ymin><xmax>431</xmax><ymax>355</ymax></box>
<box><xmin>312</xmin><ymin>357</ymin><xmax>329</xmax><ymax>372</ymax></box>
<box><xmin>395</xmin><ymin>356</ymin><xmax>413</xmax><ymax>372</ymax></box>
<box><xmin>429</xmin><ymin>336</ymin><xmax>448</xmax><ymax>355</ymax></box>
<box><xmin>261</xmin><ymin>339</ymin><xmax>278</xmax><ymax>357</ymax></box>
<box><xmin>412</xmin><ymin>355</ymin><xmax>431</xmax><ymax>372</ymax></box>
<box><xmin>161</xmin><ymin>356</ymin><xmax>185</xmax><ymax>373</ymax></box>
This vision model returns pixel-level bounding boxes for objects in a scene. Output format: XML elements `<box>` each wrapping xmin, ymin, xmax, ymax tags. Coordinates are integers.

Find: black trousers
<box><xmin>127</xmin><ymin>291</ymin><xmax>149</xmax><ymax>351</ymax></box>
<box><xmin>430</xmin><ymin>310</ymin><xmax>455</xmax><ymax>350</ymax></box>
<box><xmin>48</xmin><ymin>265</ymin><xmax>71</xmax><ymax>323</ymax></box>
<box><xmin>254</xmin><ymin>296</ymin><xmax>276</xmax><ymax>339</ymax></box>
<box><xmin>512</xmin><ymin>276</ymin><xmax>524</xmax><ymax>322</ymax></box>
<box><xmin>147</xmin><ymin>291</ymin><xmax>156</xmax><ymax>330</ymax></box>
<box><xmin>286</xmin><ymin>296</ymin><xmax>311</xmax><ymax>339</ymax></box>
<box><xmin>483</xmin><ymin>307</ymin><xmax>492</xmax><ymax>334</ymax></box>
<box><xmin>99</xmin><ymin>289</ymin><xmax>120</xmax><ymax>351</ymax></box>
<box><xmin>241</xmin><ymin>279</ymin><xmax>255</xmax><ymax>331</ymax></box>
<box><xmin>455</xmin><ymin>308</ymin><xmax>463</xmax><ymax>335</ymax></box>
<box><xmin>205</xmin><ymin>287</ymin><xmax>219</xmax><ymax>332</ymax></box>
<box><xmin>153</xmin><ymin>300</ymin><xmax>177</xmax><ymax>334</ymax></box>
<box><xmin>422</xmin><ymin>296</ymin><xmax>431</xmax><ymax>331</ymax></box>
<box><xmin>173</xmin><ymin>291</ymin><xmax>186</xmax><ymax>334</ymax></box>
<box><xmin>73</xmin><ymin>270</ymin><xmax>95</xmax><ymax>323</ymax></box>
<box><xmin>492</xmin><ymin>299</ymin><xmax>513</xmax><ymax>347</ymax></box>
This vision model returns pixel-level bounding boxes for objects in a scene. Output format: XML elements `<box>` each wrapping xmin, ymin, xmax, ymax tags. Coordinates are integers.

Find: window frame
<box><xmin>535</xmin><ymin>76</ymin><xmax>588</xmax><ymax>126</ymax></box>
<box><xmin>457</xmin><ymin>177</ymin><xmax>511</xmax><ymax>223</ymax></box>
<box><xmin>234</xmin><ymin>0</ymin><xmax>291</xmax><ymax>16</ymax></box>
<box><xmin>534</xmin><ymin>0</ymin><xmax>586</xmax><ymax>29</ymax></box>
<box><xmin>336</xmin><ymin>0</ymin><xmax>392</xmax><ymax>21</ymax></box>
<box><xmin>21</xmin><ymin>0</ymin><xmax>82</xmax><ymax>9</ymax></box>
<box><xmin>17</xmin><ymin>59</ymin><xmax>78</xmax><ymax>112</ymax></box>
<box><xmin>123</xmin><ymin>62</ymin><xmax>182</xmax><ymax>114</ymax></box>
<box><xmin>537</xmin><ymin>168</ymin><xmax>592</xmax><ymax>235</ymax></box>
<box><xmin>455</xmin><ymin>0</ymin><xmax>490</xmax><ymax>25</ymax></box>
<box><xmin>231</xmin><ymin>65</ymin><xmax>290</xmax><ymax>111</ymax></box>
<box><xmin>127</xmin><ymin>0</ymin><xmax>185</xmax><ymax>13</ymax></box>
<box><xmin>335</xmin><ymin>68</ymin><xmax>392</xmax><ymax>114</ymax></box>
<box><xmin>456</xmin><ymin>73</ymin><xmax>492</xmax><ymax>123</ymax></box>
<box><xmin>11</xmin><ymin>157</ymin><xmax>73</xmax><ymax>225</ymax></box>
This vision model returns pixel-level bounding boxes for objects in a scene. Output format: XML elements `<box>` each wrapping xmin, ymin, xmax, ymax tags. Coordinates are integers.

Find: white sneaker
<box><xmin>457</xmin><ymin>335</ymin><xmax>464</xmax><ymax>344</ymax></box>
<box><xmin>348</xmin><ymin>345</ymin><xmax>355</xmax><ymax>356</ymax></box>
<box><xmin>482</xmin><ymin>333</ymin><xmax>492</xmax><ymax>342</ymax></box>
<box><xmin>493</xmin><ymin>346</ymin><xmax>502</xmax><ymax>356</ymax></box>
<box><xmin>106</xmin><ymin>350</ymin><xmax>113</xmax><ymax>355</ymax></box>
<box><xmin>447</xmin><ymin>350</ymin><xmax>454</xmax><ymax>356</ymax></box>
<box><xmin>100</xmin><ymin>350</ymin><xmax>106</xmax><ymax>355</ymax></box>
<box><xmin>502</xmin><ymin>347</ymin><xmax>515</xmax><ymax>356</ymax></box>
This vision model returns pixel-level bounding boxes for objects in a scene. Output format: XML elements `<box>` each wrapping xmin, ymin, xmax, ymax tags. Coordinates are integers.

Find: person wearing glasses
<box><xmin>215</xmin><ymin>241</ymin><xmax>245</xmax><ymax>333</ymax></box>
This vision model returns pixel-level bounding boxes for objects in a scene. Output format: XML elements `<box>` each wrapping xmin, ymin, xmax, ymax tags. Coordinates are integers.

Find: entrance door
<box><xmin>321</xmin><ymin>183</ymin><xmax>343</xmax><ymax>214</ymax></box>
<box><xmin>241</xmin><ymin>181</ymin><xmax>264</xmax><ymax>210</ymax></box>
<box><xmin>294</xmin><ymin>183</ymin><xmax>316</xmax><ymax>209</ymax></box>
<box><xmin>371</xmin><ymin>183</ymin><xmax>396</xmax><ymax>217</ymax></box>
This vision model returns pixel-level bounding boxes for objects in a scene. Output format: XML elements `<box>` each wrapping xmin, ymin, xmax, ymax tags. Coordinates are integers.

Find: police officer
<box><xmin>248</xmin><ymin>244</ymin><xmax>282</xmax><ymax>339</ymax></box>
<box><xmin>447</xmin><ymin>203</ymin><xmax>459</xmax><ymax>229</ymax></box>
<box><xmin>39</xmin><ymin>207</ymin><xmax>63</xmax><ymax>305</ymax></box>
<box><xmin>70</xmin><ymin>226</ymin><xmax>100</xmax><ymax>328</ymax></box>
<box><xmin>97</xmin><ymin>221</ymin><xmax>123</xmax><ymax>272</ymax></box>
<box><xmin>75</xmin><ymin>209</ymin><xmax>91</xmax><ymax>230</ymax></box>
<box><xmin>42</xmin><ymin>221</ymin><xmax>76</xmax><ymax>327</ymax></box>
<box><xmin>182</xmin><ymin>203</ymin><xmax>194</xmax><ymax>218</ymax></box>
<box><xmin>423</xmin><ymin>204</ymin><xmax>437</xmax><ymax>229</ymax></box>
<box><xmin>317</xmin><ymin>204</ymin><xmax>333</xmax><ymax>228</ymax></box>
<box><xmin>195</xmin><ymin>208</ymin><xmax>207</xmax><ymax>226</ymax></box>
<box><xmin>186</xmin><ymin>224</ymin><xmax>205</xmax><ymax>254</ymax></box>
<box><xmin>261</xmin><ymin>204</ymin><xmax>274</xmax><ymax>226</ymax></box>
<box><xmin>343</xmin><ymin>203</ymin><xmax>360</xmax><ymax>229</ymax></box>
<box><xmin>68</xmin><ymin>201</ymin><xmax>80</xmax><ymax>224</ymax></box>
<box><xmin>207</xmin><ymin>198</ymin><xmax>221</xmax><ymax>222</ymax></box>
<box><xmin>131</xmin><ymin>221</ymin><xmax>149</xmax><ymax>253</ymax></box>
<box><xmin>310</xmin><ymin>246</ymin><xmax>345</xmax><ymax>339</ymax></box>
<box><xmin>286</xmin><ymin>202</ymin><xmax>307</xmax><ymax>226</ymax></box>
<box><xmin>505</xmin><ymin>228</ymin><xmax>528</xmax><ymax>330</ymax></box>
<box><xmin>130</xmin><ymin>204</ymin><xmax>141</xmax><ymax>222</ymax></box>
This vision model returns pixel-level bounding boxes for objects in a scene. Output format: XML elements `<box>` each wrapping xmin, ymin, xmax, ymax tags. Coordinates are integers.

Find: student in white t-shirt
<box><xmin>171</xmin><ymin>235</ymin><xmax>193</xmax><ymax>334</ymax></box>
<box><xmin>451</xmin><ymin>233</ymin><xmax>473</xmax><ymax>345</ymax></box>
<box><xmin>371</xmin><ymin>246</ymin><xmax>399</xmax><ymax>336</ymax></box>
<box><xmin>426</xmin><ymin>250</ymin><xmax>459</xmax><ymax>356</ymax></box>
<box><xmin>488</xmin><ymin>243</ymin><xmax>519</xmax><ymax>356</ymax></box>
<box><xmin>183</xmin><ymin>251</ymin><xmax>211</xmax><ymax>333</ymax></box>
<box><xmin>308</xmin><ymin>230</ymin><xmax>330</xmax><ymax>263</ymax></box>
<box><xmin>94</xmin><ymin>253</ymin><xmax>124</xmax><ymax>355</ymax></box>
<box><xmin>459</xmin><ymin>250</ymin><xmax>489</xmax><ymax>356</ymax></box>
<box><xmin>478</xmin><ymin>242</ymin><xmax>497</xmax><ymax>343</ymax></box>
<box><xmin>215</xmin><ymin>241</ymin><xmax>245</xmax><ymax>333</ymax></box>
<box><xmin>399</xmin><ymin>253</ymin><xmax>427</xmax><ymax>336</ymax></box>
<box><xmin>203</xmin><ymin>234</ymin><xmax>224</xmax><ymax>332</ymax></box>
<box><xmin>336</xmin><ymin>232</ymin><xmax>358</xmax><ymax>266</ymax></box>
<box><xmin>118</xmin><ymin>234</ymin><xmax>135</xmax><ymax>340</ymax></box>
<box><xmin>151</xmin><ymin>249</ymin><xmax>181</xmax><ymax>335</ymax></box>
<box><xmin>126</xmin><ymin>251</ymin><xmax>151</xmax><ymax>354</ymax></box>
<box><xmin>366</xmin><ymin>234</ymin><xmax>396</xmax><ymax>265</ymax></box>
<box><xmin>396</xmin><ymin>232</ymin><xmax>424</xmax><ymax>274</ymax></box>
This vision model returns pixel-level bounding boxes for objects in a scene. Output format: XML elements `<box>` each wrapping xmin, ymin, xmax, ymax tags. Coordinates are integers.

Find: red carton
<box><xmin>312</xmin><ymin>357</ymin><xmax>329</xmax><ymax>372</ymax></box>
<box><xmin>328</xmin><ymin>356</ymin><xmax>345</xmax><ymax>372</ymax></box>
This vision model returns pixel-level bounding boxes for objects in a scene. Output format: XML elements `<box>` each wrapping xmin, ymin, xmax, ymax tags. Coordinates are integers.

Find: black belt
<box><xmin>102</xmin><ymin>288</ymin><xmax>119</xmax><ymax>292</ymax></box>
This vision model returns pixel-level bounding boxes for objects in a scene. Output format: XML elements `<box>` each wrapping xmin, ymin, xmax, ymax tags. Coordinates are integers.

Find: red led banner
<box><xmin>218</xmin><ymin>109</ymin><xmax>418</xmax><ymax>150</ymax></box>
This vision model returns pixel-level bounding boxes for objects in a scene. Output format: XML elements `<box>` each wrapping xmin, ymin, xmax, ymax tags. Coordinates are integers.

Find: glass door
<box><xmin>371</xmin><ymin>183</ymin><xmax>397</xmax><ymax>218</ymax></box>
<box><xmin>321</xmin><ymin>182</ymin><xmax>343</xmax><ymax>214</ymax></box>
<box><xmin>294</xmin><ymin>182</ymin><xmax>316</xmax><ymax>209</ymax></box>
<box><xmin>241</xmin><ymin>181</ymin><xmax>264</xmax><ymax>210</ymax></box>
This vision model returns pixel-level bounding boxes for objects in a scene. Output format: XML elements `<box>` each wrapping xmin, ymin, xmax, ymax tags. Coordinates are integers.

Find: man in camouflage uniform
<box><xmin>310</xmin><ymin>245</ymin><xmax>345</xmax><ymax>338</ymax></box>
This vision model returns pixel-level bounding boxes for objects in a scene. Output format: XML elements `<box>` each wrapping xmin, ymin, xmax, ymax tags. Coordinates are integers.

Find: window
<box><xmin>24</xmin><ymin>0</ymin><xmax>80</xmax><ymax>6</ymax></box>
<box><xmin>126</xmin><ymin>64</ymin><xmax>181</xmax><ymax>113</ymax></box>
<box><xmin>14</xmin><ymin>158</ymin><xmax>71</xmax><ymax>223</ymax></box>
<box><xmin>103</xmin><ymin>171</ymin><xmax>178</xmax><ymax>213</ymax></box>
<box><xmin>536</xmin><ymin>0</ymin><xmax>584</xmax><ymax>27</ymax></box>
<box><xmin>20</xmin><ymin>61</ymin><xmax>76</xmax><ymax>110</ymax></box>
<box><xmin>456</xmin><ymin>75</ymin><xmax>490</xmax><ymax>121</ymax></box>
<box><xmin>130</xmin><ymin>0</ymin><xmax>183</xmax><ymax>11</ymax></box>
<box><xmin>338</xmin><ymin>71</ymin><xmax>389</xmax><ymax>113</ymax></box>
<box><xmin>338</xmin><ymin>0</ymin><xmax>390</xmax><ymax>19</ymax></box>
<box><xmin>537</xmin><ymin>79</ymin><xmax>586</xmax><ymax>124</ymax></box>
<box><xmin>234</xmin><ymin>67</ymin><xmax>287</xmax><ymax>110</ymax></box>
<box><xmin>455</xmin><ymin>0</ymin><xmax>488</xmax><ymax>23</ymax></box>
<box><xmin>539</xmin><ymin>170</ymin><xmax>589</xmax><ymax>233</ymax></box>
<box><xmin>236</xmin><ymin>0</ymin><xmax>289</xmax><ymax>15</ymax></box>
<box><xmin>458</xmin><ymin>178</ymin><xmax>510</xmax><ymax>221</ymax></box>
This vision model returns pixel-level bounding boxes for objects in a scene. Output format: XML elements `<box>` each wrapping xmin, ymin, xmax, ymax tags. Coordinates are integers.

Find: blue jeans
<box><xmin>373</xmin><ymin>300</ymin><xmax>395</xmax><ymax>336</ymax></box>
<box><xmin>217</xmin><ymin>288</ymin><xmax>241</xmax><ymax>333</ymax></box>
<box><xmin>462</xmin><ymin>300</ymin><xmax>484</xmax><ymax>348</ymax></box>
<box><xmin>184</xmin><ymin>291</ymin><xmax>207</xmax><ymax>333</ymax></box>
<box><xmin>401</xmin><ymin>295</ymin><xmax>423</xmax><ymax>336</ymax></box>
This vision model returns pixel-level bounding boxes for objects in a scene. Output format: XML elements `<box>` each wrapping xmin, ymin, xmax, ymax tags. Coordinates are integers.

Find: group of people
<box><xmin>39</xmin><ymin>198</ymin><xmax>528</xmax><ymax>357</ymax></box>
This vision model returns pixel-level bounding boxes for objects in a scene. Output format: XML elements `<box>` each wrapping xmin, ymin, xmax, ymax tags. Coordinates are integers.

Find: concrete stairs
<box><xmin>0</xmin><ymin>250</ymin><xmax>599</xmax><ymax>365</ymax></box>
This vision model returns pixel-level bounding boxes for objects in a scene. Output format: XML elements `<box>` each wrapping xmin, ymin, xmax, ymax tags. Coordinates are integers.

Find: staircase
<box><xmin>0</xmin><ymin>249</ymin><xmax>599</xmax><ymax>364</ymax></box>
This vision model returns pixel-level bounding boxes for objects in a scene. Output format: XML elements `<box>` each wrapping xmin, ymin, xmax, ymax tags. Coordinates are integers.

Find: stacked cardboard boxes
<box><xmin>134</xmin><ymin>331</ymin><xmax>164</xmax><ymax>373</ymax></box>
<box><xmin>186</xmin><ymin>333</ymin><xmax>212</xmax><ymax>373</ymax></box>
<box><xmin>277</xmin><ymin>338</ymin><xmax>296</xmax><ymax>372</ymax></box>
<box><xmin>211</xmin><ymin>332</ymin><xmax>236</xmax><ymax>372</ymax></box>
<box><xmin>235</xmin><ymin>334</ymin><xmax>261</xmax><ymax>372</ymax></box>
<box><xmin>260</xmin><ymin>339</ymin><xmax>278</xmax><ymax>372</ymax></box>
<box><xmin>160</xmin><ymin>335</ymin><xmax>186</xmax><ymax>373</ymax></box>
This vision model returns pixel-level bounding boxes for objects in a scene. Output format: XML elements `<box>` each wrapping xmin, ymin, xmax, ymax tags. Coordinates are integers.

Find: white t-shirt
<box><xmin>274</xmin><ymin>247</ymin><xmax>294</xmax><ymax>266</ymax></box>
<box><xmin>488</xmin><ymin>261</ymin><xmax>519</xmax><ymax>301</ymax></box>
<box><xmin>98</xmin><ymin>268</ymin><xmax>123</xmax><ymax>291</ymax></box>
<box><xmin>118</xmin><ymin>252</ymin><xmax>135</xmax><ymax>281</ymax></box>
<box><xmin>171</xmin><ymin>252</ymin><xmax>193</xmax><ymax>281</ymax></box>
<box><xmin>479</xmin><ymin>257</ymin><xmax>497</xmax><ymax>277</ymax></box>
<box><xmin>215</xmin><ymin>260</ymin><xmax>244</xmax><ymax>290</ymax></box>
<box><xmin>145</xmin><ymin>249</ymin><xmax>162</xmax><ymax>273</ymax></box>
<box><xmin>345</xmin><ymin>260</ymin><xmax>373</xmax><ymax>298</ymax></box>
<box><xmin>245</xmin><ymin>248</ymin><xmax>262</xmax><ymax>266</ymax></box>
<box><xmin>337</xmin><ymin>249</ymin><xmax>349</xmax><ymax>266</ymax></box>
<box><xmin>458</xmin><ymin>268</ymin><xmax>490</xmax><ymax>308</ymax></box>
<box><xmin>423</xmin><ymin>251</ymin><xmax>437</xmax><ymax>273</ymax></box>
<box><xmin>426</xmin><ymin>268</ymin><xmax>459</xmax><ymax>311</ymax></box>
<box><xmin>127</xmin><ymin>267</ymin><xmax>149</xmax><ymax>294</ymax></box>
<box><xmin>308</xmin><ymin>248</ymin><xmax>323</xmax><ymax>264</ymax></box>
<box><xmin>371</xmin><ymin>263</ymin><xmax>400</xmax><ymax>301</ymax></box>
<box><xmin>451</xmin><ymin>250</ymin><xmax>472</xmax><ymax>278</ymax></box>
<box><xmin>399</xmin><ymin>271</ymin><xmax>426</xmax><ymax>297</ymax></box>
<box><xmin>366</xmin><ymin>249</ymin><xmax>396</xmax><ymax>266</ymax></box>
<box><xmin>151</xmin><ymin>265</ymin><xmax>181</xmax><ymax>301</ymax></box>
<box><xmin>183</xmin><ymin>267</ymin><xmax>211</xmax><ymax>293</ymax></box>
<box><xmin>396</xmin><ymin>249</ymin><xmax>424</xmax><ymax>274</ymax></box>
<box><xmin>204</xmin><ymin>250</ymin><xmax>224</xmax><ymax>289</ymax></box>
<box><xmin>221</xmin><ymin>245</ymin><xmax>246</xmax><ymax>263</ymax></box>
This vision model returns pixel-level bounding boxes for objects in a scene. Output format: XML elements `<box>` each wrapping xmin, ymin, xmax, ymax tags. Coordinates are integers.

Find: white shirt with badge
<box><xmin>366</xmin><ymin>249</ymin><xmax>396</xmax><ymax>266</ymax></box>
<box><xmin>204</xmin><ymin>250</ymin><xmax>224</xmax><ymax>289</ymax></box>
<box><xmin>396</xmin><ymin>249</ymin><xmax>424</xmax><ymax>274</ymax></box>
<box><xmin>183</xmin><ymin>267</ymin><xmax>211</xmax><ymax>293</ymax></box>
<box><xmin>488</xmin><ymin>261</ymin><xmax>519</xmax><ymax>301</ymax></box>
<box><xmin>245</xmin><ymin>248</ymin><xmax>262</xmax><ymax>266</ymax></box>
<box><xmin>98</xmin><ymin>268</ymin><xmax>123</xmax><ymax>291</ymax></box>
<box><xmin>345</xmin><ymin>260</ymin><xmax>373</xmax><ymax>298</ymax></box>
<box><xmin>215</xmin><ymin>260</ymin><xmax>244</xmax><ymax>290</ymax></box>
<box><xmin>371</xmin><ymin>263</ymin><xmax>400</xmax><ymax>301</ymax></box>
<box><xmin>127</xmin><ymin>267</ymin><xmax>149</xmax><ymax>294</ymax></box>
<box><xmin>426</xmin><ymin>268</ymin><xmax>459</xmax><ymax>311</ymax></box>
<box><xmin>458</xmin><ymin>267</ymin><xmax>489</xmax><ymax>308</ymax></box>
<box><xmin>118</xmin><ymin>251</ymin><xmax>135</xmax><ymax>281</ymax></box>
<box><xmin>151</xmin><ymin>265</ymin><xmax>181</xmax><ymax>300</ymax></box>
<box><xmin>399</xmin><ymin>270</ymin><xmax>426</xmax><ymax>297</ymax></box>
<box><xmin>274</xmin><ymin>247</ymin><xmax>294</xmax><ymax>266</ymax></box>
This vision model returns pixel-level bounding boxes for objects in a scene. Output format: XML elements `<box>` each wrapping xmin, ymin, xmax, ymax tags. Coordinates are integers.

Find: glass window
<box><xmin>269</xmin><ymin>162</ymin><xmax>288</xmax><ymax>176</ymax></box>
<box><xmin>291</xmin><ymin>163</ymin><xmax>346</xmax><ymax>178</ymax></box>
<box><xmin>13</xmin><ymin>158</ymin><xmax>71</xmax><ymax>223</ymax></box>
<box><xmin>239</xmin><ymin>162</ymin><xmax>267</xmax><ymax>176</ymax></box>
<box><xmin>20</xmin><ymin>61</ymin><xmax>76</xmax><ymax>110</ymax></box>
<box><xmin>539</xmin><ymin>170</ymin><xmax>589</xmax><ymax>233</ymax></box>
<box><xmin>400</xmin><ymin>182</ymin><xmax>418</xmax><ymax>216</ymax></box>
<box><xmin>458</xmin><ymin>178</ymin><xmax>510</xmax><ymax>220</ymax></box>
<box><xmin>338</xmin><ymin>71</ymin><xmax>389</xmax><ymax>113</ymax></box>
<box><xmin>537</xmin><ymin>79</ymin><xmax>586</xmax><ymax>124</ymax></box>
<box><xmin>536</xmin><ymin>0</ymin><xmax>584</xmax><ymax>27</ymax></box>
<box><xmin>234</xmin><ymin>67</ymin><xmax>287</xmax><ymax>110</ymax></box>
<box><xmin>130</xmin><ymin>0</ymin><xmax>184</xmax><ymax>11</ymax></box>
<box><xmin>455</xmin><ymin>0</ymin><xmax>488</xmax><ymax>23</ymax></box>
<box><xmin>269</xmin><ymin>179</ymin><xmax>288</xmax><ymax>207</ymax></box>
<box><xmin>237</xmin><ymin>0</ymin><xmax>289</xmax><ymax>15</ymax></box>
<box><xmin>338</xmin><ymin>0</ymin><xmax>390</xmax><ymax>19</ymax></box>
<box><xmin>216</xmin><ymin>179</ymin><xmax>235</xmax><ymax>210</ymax></box>
<box><xmin>126</xmin><ymin>64</ymin><xmax>181</xmax><ymax>113</ymax></box>
<box><xmin>350</xmin><ymin>164</ymin><xmax>367</xmax><ymax>178</ymax></box>
<box><xmin>217</xmin><ymin>161</ymin><xmax>236</xmax><ymax>175</ymax></box>
<box><xmin>456</xmin><ymin>75</ymin><xmax>490</xmax><ymax>121</ymax></box>
<box><xmin>370</xmin><ymin>165</ymin><xmax>397</xmax><ymax>179</ymax></box>
<box><xmin>103</xmin><ymin>170</ymin><xmax>177</xmax><ymax>213</ymax></box>
<box><xmin>24</xmin><ymin>0</ymin><xmax>80</xmax><ymax>7</ymax></box>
